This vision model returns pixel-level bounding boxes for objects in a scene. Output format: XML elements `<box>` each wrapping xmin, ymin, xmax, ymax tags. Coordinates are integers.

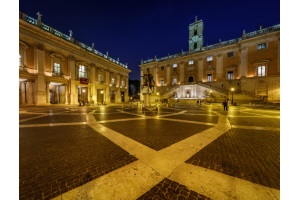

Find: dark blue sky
<box><xmin>19</xmin><ymin>0</ymin><xmax>280</xmax><ymax>80</ymax></box>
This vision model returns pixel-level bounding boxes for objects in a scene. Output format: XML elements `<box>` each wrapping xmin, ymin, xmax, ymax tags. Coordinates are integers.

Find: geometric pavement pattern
<box><xmin>19</xmin><ymin>104</ymin><xmax>280</xmax><ymax>200</ymax></box>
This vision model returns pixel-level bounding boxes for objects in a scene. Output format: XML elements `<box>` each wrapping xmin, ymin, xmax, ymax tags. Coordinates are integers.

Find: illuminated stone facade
<box><xmin>140</xmin><ymin>19</ymin><xmax>280</xmax><ymax>104</ymax></box>
<box><xmin>19</xmin><ymin>12</ymin><xmax>131</xmax><ymax>106</ymax></box>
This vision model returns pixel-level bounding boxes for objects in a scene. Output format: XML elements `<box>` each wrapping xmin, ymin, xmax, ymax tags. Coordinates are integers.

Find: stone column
<box><xmin>198</xmin><ymin>58</ymin><xmax>203</xmax><ymax>82</ymax></box>
<box><xmin>105</xmin><ymin>87</ymin><xmax>110</xmax><ymax>104</ymax></box>
<box><xmin>45</xmin><ymin>82</ymin><xmax>49</xmax><ymax>104</ymax></box>
<box><xmin>240</xmin><ymin>46</ymin><xmax>248</xmax><ymax>78</ymax></box>
<box><xmin>65</xmin><ymin>83</ymin><xmax>69</xmax><ymax>104</ymax></box>
<box><xmin>90</xmin><ymin>67</ymin><xmax>96</xmax><ymax>102</ymax></box>
<box><xmin>180</xmin><ymin>62</ymin><xmax>184</xmax><ymax>84</ymax></box>
<box><xmin>24</xmin><ymin>81</ymin><xmax>28</xmax><ymax>104</ymax></box>
<box><xmin>216</xmin><ymin>54</ymin><xmax>223</xmax><ymax>81</ymax></box>
<box><xmin>140</xmin><ymin>68</ymin><xmax>144</xmax><ymax>101</ymax></box>
<box><xmin>20</xmin><ymin>82</ymin><xmax>25</xmax><ymax>105</ymax></box>
<box><xmin>27</xmin><ymin>81</ymin><xmax>34</xmax><ymax>105</ymax></box>
<box><xmin>166</xmin><ymin>65</ymin><xmax>170</xmax><ymax>85</ymax></box>
<box><xmin>154</xmin><ymin>66</ymin><xmax>158</xmax><ymax>86</ymax></box>
<box><xmin>68</xmin><ymin>56</ymin><xmax>77</xmax><ymax>105</ymax></box>
<box><xmin>35</xmin><ymin>45</ymin><xmax>47</xmax><ymax>105</ymax></box>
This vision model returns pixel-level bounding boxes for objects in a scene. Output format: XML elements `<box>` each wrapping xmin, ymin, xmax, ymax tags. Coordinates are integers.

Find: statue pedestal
<box><xmin>142</xmin><ymin>92</ymin><xmax>158</xmax><ymax>111</ymax></box>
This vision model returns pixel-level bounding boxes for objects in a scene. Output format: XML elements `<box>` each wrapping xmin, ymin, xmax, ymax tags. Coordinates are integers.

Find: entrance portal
<box><xmin>97</xmin><ymin>89</ymin><xmax>104</xmax><ymax>105</ymax></box>
<box><xmin>110</xmin><ymin>90</ymin><xmax>115</xmax><ymax>103</ymax></box>
<box><xmin>78</xmin><ymin>87</ymin><xmax>88</xmax><ymax>103</ymax></box>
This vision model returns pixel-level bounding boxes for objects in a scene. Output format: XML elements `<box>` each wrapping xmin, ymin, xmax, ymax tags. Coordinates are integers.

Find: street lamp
<box><xmin>231</xmin><ymin>88</ymin><xmax>234</xmax><ymax>105</ymax></box>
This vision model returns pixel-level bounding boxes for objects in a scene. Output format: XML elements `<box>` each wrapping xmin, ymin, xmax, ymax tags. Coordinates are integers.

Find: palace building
<box><xmin>139</xmin><ymin>18</ymin><xmax>280</xmax><ymax>105</ymax></box>
<box><xmin>19</xmin><ymin>12</ymin><xmax>131</xmax><ymax>106</ymax></box>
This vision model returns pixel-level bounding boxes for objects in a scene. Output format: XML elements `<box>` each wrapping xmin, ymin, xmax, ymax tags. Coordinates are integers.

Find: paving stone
<box><xmin>186</xmin><ymin>128</ymin><xmax>280</xmax><ymax>189</ymax></box>
<box><xmin>19</xmin><ymin>125</ymin><xmax>137</xmax><ymax>200</ymax></box>
<box><xmin>101</xmin><ymin>119</ymin><xmax>213</xmax><ymax>151</ymax></box>
<box><xmin>137</xmin><ymin>178</ymin><xmax>211</xmax><ymax>200</ymax></box>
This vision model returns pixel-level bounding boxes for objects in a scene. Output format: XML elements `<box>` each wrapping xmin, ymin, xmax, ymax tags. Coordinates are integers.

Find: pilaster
<box><xmin>180</xmin><ymin>62</ymin><xmax>184</xmax><ymax>84</ymax></box>
<box><xmin>240</xmin><ymin>46</ymin><xmax>248</xmax><ymax>77</ymax></box>
<box><xmin>216</xmin><ymin>54</ymin><xmax>223</xmax><ymax>80</ymax></box>
<box><xmin>198</xmin><ymin>58</ymin><xmax>203</xmax><ymax>82</ymax></box>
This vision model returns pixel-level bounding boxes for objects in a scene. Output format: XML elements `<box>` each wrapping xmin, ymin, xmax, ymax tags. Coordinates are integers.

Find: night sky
<box><xmin>19</xmin><ymin>0</ymin><xmax>280</xmax><ymax>80</ymax></box>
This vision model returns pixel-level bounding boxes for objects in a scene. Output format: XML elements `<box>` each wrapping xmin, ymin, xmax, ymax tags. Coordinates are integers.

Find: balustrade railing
<box><xmin>142</xmin><ymin>24</ymin><xmax>280</xmax><ymax>64</ymax></box>
<box><xmin>19</xmin><ymin>11</ymin><xmax>128</xmax><ymax>69</ymax></box>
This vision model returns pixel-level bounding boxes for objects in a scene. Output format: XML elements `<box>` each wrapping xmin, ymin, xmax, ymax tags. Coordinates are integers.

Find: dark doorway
<box><xmin>121</xmin><ymin>92</ymin><xmax>125</xmax><ymax>102</ymax></box>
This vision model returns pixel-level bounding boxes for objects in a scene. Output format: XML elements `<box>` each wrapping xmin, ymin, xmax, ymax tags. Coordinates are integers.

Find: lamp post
<box><xmin>231</xmin><ymin>88</ymin><xmax>234</xmax><ymax>105</ymax></box>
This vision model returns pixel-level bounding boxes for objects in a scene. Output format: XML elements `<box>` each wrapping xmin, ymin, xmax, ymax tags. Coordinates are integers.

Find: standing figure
<box><xmin>223</xmin><ymin>99</ymin><xmax>228</xmax><ymax>111</ymax></box>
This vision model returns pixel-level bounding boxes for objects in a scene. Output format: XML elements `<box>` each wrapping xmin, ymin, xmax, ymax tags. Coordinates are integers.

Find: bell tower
<box><xmin>189</xmin><ymin>16</ymin><xmax>204</xmax><ymax>52</ymax></box>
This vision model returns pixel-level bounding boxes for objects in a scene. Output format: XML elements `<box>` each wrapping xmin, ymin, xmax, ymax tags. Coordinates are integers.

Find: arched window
<box><xmin>188</xmin><ymin>76</ymin><xmax>194</xmax><ymax>83</ymax></box>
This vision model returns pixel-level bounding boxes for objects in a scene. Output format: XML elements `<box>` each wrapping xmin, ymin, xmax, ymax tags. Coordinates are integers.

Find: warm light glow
<box><xmin>82</xmin><ymin>89</ymin><xmax>85</xmax><ymax>92</ymax></box>
<box><xmin>231</xmin><ymin>88</ymin><xmax>234</xmax><ymax>91</ymax></box>
<box><xmin>100</xmin><ymin>90</ymin><xmax>104</xmax><ymax>94</ymax></box>
<box><xmin>156</xmin><ymin>92</ymin><xmax>159</xmax><ymax>95</ymax></box>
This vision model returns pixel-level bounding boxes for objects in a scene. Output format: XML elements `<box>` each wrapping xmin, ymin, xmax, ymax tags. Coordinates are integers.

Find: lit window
<box><xmin>173</xmin><ymin>63</ymin><xmax>177</xmax><ymax>68</ymax></box>
<box><xmin>79</xmin><ymin>65</ymin><xmax>87</xmax><ymax>78</ymax></box>
<box><xmin>227</xmin><ymin>52</ymin><xmax>234</xmax><ymax>57</ymax></box>
<box><xmin>257</xmin><ymin>43</ymin><xmax>266</xmax><ymax>49</ymax></box>
<box><xmin>207</xmin><ymin>74</ymin><xmax>212</xmax><ymax>82</ymax></box>
<box><xmin>121</xmin><ymin>80</ymin><xmax>125</xmax><ymax>87</ymax></box>
<box><xmin>111</xmin><ymin>77</ymin><xmax>115</xmax><ymax>84</ymax></box>
<box><xmin>173</xmin><ymin>78</ymin><xmax>177</xmax><ymax>85</ymax></box>
<box><xmin>19</xmin><ymin>54</ymin><xmax>23</xmax><ymax>67</ymax></box>
<box><xmin>188</xmin><ymin>60</ymin><xmax>194</xmax><ymax>65</ymax></box>
<box><xmin>207</xmin><ymin>56</ymin><xmax>213</xmax><ymax>61</ymax></box>
<box><xmin>98</xmin><ymin>74</ymin><xmax>103</xmax><ymax>83</ymax></box>
<box><xmin>54</xmin><ymin>63</ymin><xmax>61</xmax><ymax>74</ymax></box>
<box><xmin>161</xmin><ymin>80</ymin><xmax>164</xmax><ymax>86</ymax></box>
<box><xmin>227</xmin><ymin>71</ymin><xmax>234</xmax><ymax>80</ymax></box>
<box><xmin>257</xmin><ymin>66</ymin><xmax>266</xmax><ymax>76</ymax></box>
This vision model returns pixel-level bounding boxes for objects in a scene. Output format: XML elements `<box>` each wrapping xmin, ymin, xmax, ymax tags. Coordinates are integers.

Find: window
<box><xmin>54</xmin><ymin>63</ymin><xmax>61</xmax><ymax>74</ymax></box>
<box><xmin>207</xmin><ymin>56</ymin><xmax>213</xmax><ymax>61</ymax></box>
<box><xmin>160</xmin><ymin>80</ymin><xmax>164</xmax><ymax>86</ymax></box>
<box><xmin>121</xmin><ymin>80</ymin><xmax>125</xmax><ymax>87</ymax></box>
<box><xmin>79</xmin><ymin>65</ymin><xmax>87</xmax><ymax>78</ymax></box>
<box><xmin>227</xmin><ymin>71</ymin><xmax>234</xmax><ymax>80</ymax></box>
<box><xmin>188</xmin><ymin>60</ymin><xmax>194</xmax><ymax>65</ymax></box>
<box><xmin>194</xmin><ymin>43</ymin><xmax>197</xmax><ymax>49</ymax></box>
<box><xmin>111</xmin><ymin>77</ymin><xmax>115</xmax><ymax>84</ymax></box>
<box><xmin>173</xmin><ymin>78</ymin><xmax>177</xmax><ymax>85</ymax></box>
<box><xmin>227</xmin><ymin>52</ymin><xmax>234</xmax><ymax>57</ymax></box>
<box><xmin>98</xmin><ymin>74</ymin><xmax>103</xmax><ymax>83</ymax></box>
<box><xmin>257</xmin><ymin>66</ymin><xmax>266</xmax><ymax>76</ymax></box>
<box><xmin>194</xmin><ymin>30</ymin><xmax>197</xmax><ymax>35</ymax></box>
<box><xmin>207</xmin><ymin>74</ymin><xmax>212</xmax><ymax>82</ymax></box>
<box><xmin>160</xmin><ymin>66</ymin><xmax>164</xmax><ymax>70</ymax></box>
<box><xmin>257</xmin><ymin>43</ymin><xmax>266</xmax><ymax>49</ymax></box>
<box><xmin>172</xmin><ymin>63</ymin><xmax>177</xmax><ymax>68</ymax></box>
<box><xmin>19</xmin><ymin>54</ymin><xmax>23</xmax><ymax>67</ymax></box>
<box><xmin>19</xmin><ymin>41</ymin><xmax>28</xmax><ymax>68</ymax></box>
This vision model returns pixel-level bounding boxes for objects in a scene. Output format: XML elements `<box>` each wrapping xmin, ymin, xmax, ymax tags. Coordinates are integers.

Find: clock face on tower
<box><xmin>192</xmin><ymin>35</ymin><xmax>198</xmax><ymax>42</ymax></box>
